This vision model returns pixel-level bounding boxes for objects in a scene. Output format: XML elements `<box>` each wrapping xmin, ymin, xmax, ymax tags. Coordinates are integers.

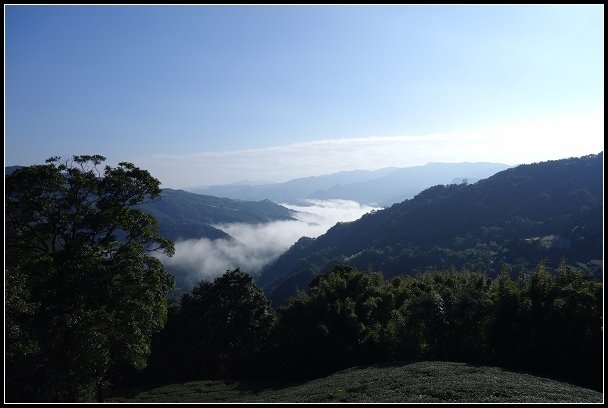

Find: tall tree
<box><xmin>147</xmin><ymin>268</ymin><xmax>276</xmax><ymax>381</ymax></box>
<box><xmin>275</xmin><ymin>265</ymin><xmax>395</xmax><ymax>377</ymax></box>
<box><xmin>5</xmin><ymin>155</ymin><xmax>175</xmax><ymax>402</ymax></box>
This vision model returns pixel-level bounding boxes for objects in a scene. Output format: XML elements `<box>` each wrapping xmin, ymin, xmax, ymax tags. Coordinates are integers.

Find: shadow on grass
<box><xmin>108</xmin><ymin>382</ymin><xmax>173</xmax><ymax>400</ymax></box>
<box><xmin>228</xmin><ymin>378</ymin><xmax>306</xmax><ymax>395</ymax></box>
<box><xmin>108</xmin><ymin>376</ymin><xmax>306</xmax><ymax>401</ymax></box>
<box><xmin>108</xmin><ymin>360</ymin><xmax>603</xmax><ymax>402</ymax></box>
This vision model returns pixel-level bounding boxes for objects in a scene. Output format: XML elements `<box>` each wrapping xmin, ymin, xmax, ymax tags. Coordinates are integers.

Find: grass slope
<box><xmin>108</xmin><ymin>361</ymin><xmax>603</xmax><ymax>403</ymax></box>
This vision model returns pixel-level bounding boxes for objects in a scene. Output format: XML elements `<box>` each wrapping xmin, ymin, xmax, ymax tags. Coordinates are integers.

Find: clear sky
<box><xmin>5</xmin><ymin>5</ymin><xmax>604</xmax><ymax>188</ymax></box>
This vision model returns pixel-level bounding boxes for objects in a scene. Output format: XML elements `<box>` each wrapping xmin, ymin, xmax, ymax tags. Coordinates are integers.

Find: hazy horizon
<box><xmin>5</xmin><ymin>5</ymin><xmax>604</xmax><ymax>188</ymax></box>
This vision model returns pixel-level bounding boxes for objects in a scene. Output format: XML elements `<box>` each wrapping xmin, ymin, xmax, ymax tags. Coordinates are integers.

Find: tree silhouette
<box><xmin>5</xmin><ymin>155</ymin><xmax>175</xmax><ymax>402</ymax></box>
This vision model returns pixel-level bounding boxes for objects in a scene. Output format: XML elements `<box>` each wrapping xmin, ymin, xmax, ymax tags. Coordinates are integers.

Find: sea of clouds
<box><xmin>158</xmin><ymin>199</ymin><xmax>381</xmax><ymax>291</ymax></box>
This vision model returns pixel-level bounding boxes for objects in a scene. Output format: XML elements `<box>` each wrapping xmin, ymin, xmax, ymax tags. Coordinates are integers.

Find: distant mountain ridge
<box><xmin>258</xmin><ymin>153</ymin><xmax>603</xmax><ymax>305</ymax></box>
<box><xmin>5</xmin><ymin>167</ymin><xmax>294</xmax><ymax>242</ymax></box>
<box><xmin>191</xmin><ymin>167</ymin><xmax>399</xmax><ymax>203</ymax></box>
<box><xmin>141</xmin><ymin>188</ymin><xmax>296</xmax><ymax>242</ymax></box>
<box><xmin>6</xmin><ymin>166</ymin><xmax>297</xmax><ymax>291</ymax></box>
<box><xmin>4</xmin><ymin>165</ymin><xmax>23</xmax><ymax>176</ymax></box>
<box><xmin>308</xmin><ymin>162</ymin><xmax>510</xmax><ymax>206</ymax></box>
<box><xmin>190</xmin><ymin>162</ymin><xmax>511</xmax><ymax>205</ymax></box>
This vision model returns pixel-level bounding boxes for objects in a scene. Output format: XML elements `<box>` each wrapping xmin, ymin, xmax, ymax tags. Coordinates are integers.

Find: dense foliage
<box><xmin>138</xmin><ymin>263</ymin><xmax>602</xmax><ymax>392</ymax></box>
<box><xmin>5</xmin><ymin>156</ymin><xmax>175</xmax><ymax>402</ymax></box>
<box><xmin>259</xmin><ymin>153</ymin><xmax>603</xmax><ymax>305</ymax></box>
<box><xmin>271</xmin><ymin>264</ymin><xmax>603</xmax><ymax>390</ymax></box>
<box><xmin>6</xmin><ymin>153</ymin><xmax>603</xmax><ymax>401</ymax></box>
<box><xmin>146</xmin><ymin>269</ymin><xmax>276</xmax><ymax>382</ymax></box>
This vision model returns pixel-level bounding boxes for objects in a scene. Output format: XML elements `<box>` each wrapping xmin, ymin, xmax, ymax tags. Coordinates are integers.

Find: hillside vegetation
<box><xmin>141</xmin><ymin>188</ymin><xmax>295</xmax><ymax>241</ymax></box>
<box><xmin>107</xmin><ymin>361</ymin><xmax>603</xmax><ymax>403</ymax></box>
<box><xmin>260</xmin><ymin>153</ymin><xmax>603</xmax><ymax>305</ymax></box>
<box><xmin>143</xmin><ymin>263</ymin><xmax>602</xmax><ymax>396</ymax></box>
<box><xmin>6</xmin><ymin>154</ymin><xmax>603</xmax><ymax>403</ymax></box>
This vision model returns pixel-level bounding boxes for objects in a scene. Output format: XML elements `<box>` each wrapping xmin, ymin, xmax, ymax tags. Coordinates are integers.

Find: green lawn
<box><xmin>108</xmin><ymin>361</ymin><xmax>603</xmax><ymax>403</ymax></box>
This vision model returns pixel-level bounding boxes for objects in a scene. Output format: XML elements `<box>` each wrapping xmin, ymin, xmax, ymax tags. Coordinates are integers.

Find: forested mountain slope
<box><xmin>259</xmin><ymin>153</ymin><xmax>603</xmax><ymax>305</ymax></box>
<box><xmin>141</xmin><ymin>188</ymin><xmax>295</xmax><ymax>241</ymax></box>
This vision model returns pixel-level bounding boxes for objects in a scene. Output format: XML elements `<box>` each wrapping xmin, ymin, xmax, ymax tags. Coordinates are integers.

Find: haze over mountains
<box><xmin>5</xmin><ymin>153</ymin><xmax>604</xmax><ymax>398</ymax></box>
<box><xmin>191</xmin><ymin>162</ymin><xmax>511</xmax><ymax>206</ymax></box>
<box><xmin>5</xmin><ymin>155</ymin><xmax>601</xmax><ymax>301</ymax></box>
<box><xmin>135</xmin><ymin>161</ymin><xmax>510</xmax><ymax>290</ymax></box>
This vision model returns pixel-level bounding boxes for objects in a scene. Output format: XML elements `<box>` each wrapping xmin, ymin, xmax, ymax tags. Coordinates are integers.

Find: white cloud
<box><xmin>158</xmin><ymin>199</ymin><xmax>381</xmax><ymax>291</ymax></box>
<box><xmin>133</xmin><ymin>109</ymin><xmax>603</xmax><ymax>189</ymax></box>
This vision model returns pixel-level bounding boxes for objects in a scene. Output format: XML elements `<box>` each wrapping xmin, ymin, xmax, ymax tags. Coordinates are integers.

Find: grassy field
<box><xmin>108</xmin><ymin>361</ymin><xmax>603</xmax><ymax>403</ymax></box>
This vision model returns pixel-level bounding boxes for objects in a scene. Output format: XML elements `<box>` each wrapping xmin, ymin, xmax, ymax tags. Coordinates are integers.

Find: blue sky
<box><xmin>5</xmin><ymin>5</ymin><xmax>604</xmax><ymax>188</ymax></box>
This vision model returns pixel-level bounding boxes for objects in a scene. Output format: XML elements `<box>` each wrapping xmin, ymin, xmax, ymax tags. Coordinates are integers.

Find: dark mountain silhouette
<box><xmin>4</xmin><ymin>165</ymin><xmax>23</xmax><ymax>176</ymax></box>
<box><xmin>5</xmin><ymin>166</ymin><xmax>295</xmax><ymax>242</ymax></box>
<box><xmin>140</xmin><ymin>188</ymin><xmax>295</xmax><ymax>241</ymax></box>
<box><xmin>258</xmin><ymin>153</ymin><xmax>603</xmax><ymax>305</ymax></box>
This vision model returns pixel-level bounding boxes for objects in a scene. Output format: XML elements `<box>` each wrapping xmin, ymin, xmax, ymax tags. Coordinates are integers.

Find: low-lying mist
<box><xmin>159</xmin><ymin>199</ymin><xmax>381</xmax><ymax>292</ymax></box>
